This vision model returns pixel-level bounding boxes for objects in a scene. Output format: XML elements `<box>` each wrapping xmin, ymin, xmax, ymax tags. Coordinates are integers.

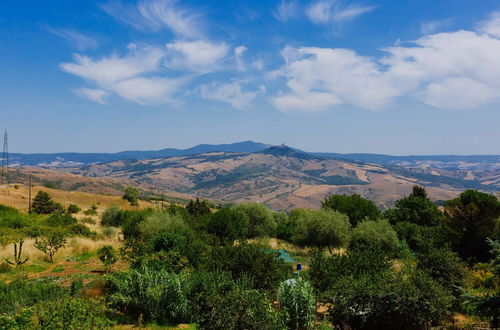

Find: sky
<box><xmin>1</xmin><ymin>0</ymin><xmax>500</xmax><ymax>155</ymax></box>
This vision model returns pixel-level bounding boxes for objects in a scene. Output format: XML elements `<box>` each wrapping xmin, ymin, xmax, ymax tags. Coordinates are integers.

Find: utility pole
<box><xmin>28</xmin><ymin>174</ymin><xmax>32</xmax><ymax>214</ymax></box>
<box><xmin>1</xmin><ymin>130</ymin><xmax>8</xmax><ymax>185</ymax></box>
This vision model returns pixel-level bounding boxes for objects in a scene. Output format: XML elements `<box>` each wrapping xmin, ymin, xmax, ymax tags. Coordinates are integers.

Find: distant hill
<box><xmin>10</xmin><ymin>141</ymin><xmax>270</xmax><ymax>167</ymax></box>
<box><xmin>67</xmin><ymin>145</ymin><xmax>486</xmax><ymax>210</ymax></box>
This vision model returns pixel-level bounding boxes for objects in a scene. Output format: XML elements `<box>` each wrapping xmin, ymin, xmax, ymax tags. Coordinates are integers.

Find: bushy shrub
<box><xmin>350</xmin><ymin>220</ymin><xmax>400</xmax><ymax>255</ymax></box>
<box><xmin>291</xmin><ymin>209</ymin><xmax>351</xmax><ymax>252</ymax></box>
<box><xmin>66</xmin><ymin>204</ymin><xmax>81</xmax><ymax>214</ymax></box>
<box><xmin>233</xmin><ymin>203</ymin><xmax>277</xmax><ymax>238</ymax></box>
<box><xmin>205</xmin><ymin>243</ymin><xmax>292</xmax><ymax>291</ymax></box>
<box><xmin>100</xmin><ymin>206</ymin><xmax>125</xmax><ymax>227</ymax></box>
<box><xmin>207</xmin><ymin>207</ymin><xmax>248</xmax><ymax>245</ymax></box>
<box><xmin>45</xmin><ymin>213</ymin><xmax>77</xmax><ymax>227</ymax></box>
<box><xmin>278</xmin><ymin>279</ymin><xmax>316</xmax><ymax>330</ymax></box>
<box><xmin>322</xmin><ymin>193</ymin><xmax>381</xmax><ymax>227</ymax></box>
<box><xmin>98</xmin><ymin>245</ymin><xmax>117</xmax><ymax>271</ymax></box>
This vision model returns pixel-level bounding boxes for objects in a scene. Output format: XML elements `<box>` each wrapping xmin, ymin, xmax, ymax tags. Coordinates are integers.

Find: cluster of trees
<box><xmin>0</xmin><ymin>186</ymin><xmax>499</xmax><ymax>329</ymax></box>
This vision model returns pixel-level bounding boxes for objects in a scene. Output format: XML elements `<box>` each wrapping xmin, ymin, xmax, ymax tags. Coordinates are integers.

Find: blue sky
<box><xmin>1</xmin><ymin>0</ymin><xmax>500</xmax><ymax>155</ymax></box>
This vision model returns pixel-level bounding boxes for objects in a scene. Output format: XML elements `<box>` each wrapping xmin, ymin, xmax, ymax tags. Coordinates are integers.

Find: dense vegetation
<box><xmin>0</xmin><ymin>186</ymin><xmax>499</xmax><ymax>329</ymax></box>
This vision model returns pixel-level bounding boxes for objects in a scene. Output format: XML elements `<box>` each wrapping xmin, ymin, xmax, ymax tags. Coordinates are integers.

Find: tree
<box><xmin>278</xmin><ymin>279</ymin><xmax>316</xmax><ymax>330</ymax></box>
<box><xmin>233</xmin><ymin>203</ymin><xmax>277</xmax><ymax>238</ymax></box>
<box><xmin>207</xmin><ymin>208</ymin><xmax>248</xmax><ymax>245</ymax></box>
<box><xmin>291</xmin><ymin>209</ymin><xmax>351</xmax><ymax>252</ymax></box>
<box><xmin>122</xmin><ymin>186</ymin><xmax>139</xmax><ymax>206</ymax></box>
<box><xmin>322</xmin><ymin>194</ymin><xmax>381</xmax><ymax>227</ymax></box>
<box><xmin>31</xmin><ymin>191</ymin><xmax>61</xmax><ymax>214</ymax></box>
<box><xmin>97</xmin><ymin>245</ymin><xmax>117</xmax><ymax>271</ymax></box>
<box><xmin>34</xmin><ymin>233</ymin><xmax>67</xmax><ymax>263</ymax></box>
<box><xmin>186</xmin><ymin>198</ymin><xmax>211</xmax><ymax>217</ymax></box>
<box><xmin>444</xmin><ymin>189</ymin><xmax>500</xmax><ymax>262</ymax></box>
<box><xmin>385</xmin><ymin>185</ymin><xmax>443</xmax><ymax>227</ymax></box>
<box><xmin>350</xmin><ymin>220</ymin><xmax>400</xmax><ymax>255</ymax></box>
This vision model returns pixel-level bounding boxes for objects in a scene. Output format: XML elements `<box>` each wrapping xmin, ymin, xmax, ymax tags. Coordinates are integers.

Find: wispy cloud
<box><xmin>47</xmin><ymin>28</ymin><xmax>97</xmax><ymax>51</ymax></box>
<box><xmin>61</xmin><ymin>45</ymin><xmax>187</xmax><ymax>105</ymax></box>
<box><xmin>273</xmin><ymin>1</ymin><xmax>299</xmax><ymax>22</ymax></box>
<box><xmin>75</xmin><ymin>88</ymin><xmax>109</xmax><ymax>104</ymax></box>
<box><xmin>420</xmin><ymin>18</ymin><xmax>453</xmax><ymax>35</ymax></box>
<box><xmin>100</xmin><ymin>0</ymin><xmax>203</xmax><ymax>39</ymax></box>
<box><xmin>477</xmin><ymin>11</ymin><xmax>500</xmax><ymax>38</ymax></box>
<box><xmin>306</xmin><ymin>0</ymin><xmax>376</xmax><ymax>26</ymax></box>
<box><xmin>165</xmin><ymin>40</ymin><xmax>230</xmax><ymax>73</ymax></box>
<box><xmin>201</xmin><ymin>81</ymin><xmax>264</xmax><ymax>109</ymax></box>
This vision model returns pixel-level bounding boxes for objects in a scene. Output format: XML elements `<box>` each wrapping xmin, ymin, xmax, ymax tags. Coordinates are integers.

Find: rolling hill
<box><xmin>66</xmin><ymin>144</ymin><xmax>479</xmax><ymax>210</ymax></box>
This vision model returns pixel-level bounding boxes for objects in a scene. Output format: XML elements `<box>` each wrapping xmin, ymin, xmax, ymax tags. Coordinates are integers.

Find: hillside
<box><xmin>69</xmin><ymin>145</ymin><xmax>467</xmax><ymax>210</ymax></box>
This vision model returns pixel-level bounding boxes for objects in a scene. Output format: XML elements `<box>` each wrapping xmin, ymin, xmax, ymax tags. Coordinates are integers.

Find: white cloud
<box><xmin>75</xmin><ymin>88</ymin><xmax>109</xmax><ymax>104</ymax></box>
<box><xmin>272</xmin><ymin>46</ymin><xmax>399</xmax><ymax>112</ymax></box>
<box><xmin>306</xmin><ymin>0</ymin><xmax>375</xmax><ymax>26</ymax></box>
<box><xmin>273</xmin><ymin>1</ymin><xmax>299</xmax><ymax>22</ymax></box>
<box><xmin>100</xmin><ymin>0</ymin><xmax>202</xmax><ymax>38</ymax></box>
<box><xmin>273</xmin><ymin>17</ymin><xmax>500</xmax><ymax>112</ymax></box>
<box><xmin>234</xmin><ymin>46</ymin><xmax>247</xmax><ymax>71</ymax></box>
<box><xmin>478</xmin><ymin>11</ymin><xmax>500</xmax><ymax>38</ymax></box>
<box><xmin>201</xmin><ymin>82</ymin><xmax>263</xmax><ymax>109</ymax></box>
<box><xmin>165</xmin><ymin>40</ymin><xmax>229</xmax><ymax>73</ymax></box>
<box><xmin>420</xmin><ymin>19</ymin><xmax>453</xmax><ymax>35</ymax></box>
<box><xmin>61</xmin><ymin>46</ymin><xmax>187</xmax><ymax>105</ymax></box>
<box><xmin>47</xmin><ymin>28</ymin><xmax>97</xmax><ymax>51</ymax></box>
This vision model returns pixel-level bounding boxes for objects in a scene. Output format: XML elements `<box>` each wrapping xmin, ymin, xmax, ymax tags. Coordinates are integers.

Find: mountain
<box><xmin>67</xmin><ymin>145</ymin><xmax>485</xmax><ymax>210</ymax></box>
<box><xmin>9</xmin><ymin>141</ymin><xmax>270</xmax><ymax>167</ymax></box>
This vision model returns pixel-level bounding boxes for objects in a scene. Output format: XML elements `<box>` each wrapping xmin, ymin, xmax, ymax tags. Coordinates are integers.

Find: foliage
<box><xmin>32</xmin><ymin>191</ymin><xmax>63</xmax><ymax>214</ymax></box>
<box><xmin>350</xmin><ymin>219</ymin><xmax>400</xmax><ymax>255</ymax></box>
<box><xmin>34</xmin><ymin>232</ymin><xmax>67</xmax><ymax>262</ymax></box>
<box><xmin>66</xmin><ymin>203</ymin><xmax>81</xmax><ymax>214</ymax></box>
<box><xmin>234</xmin><ymin>202</ymin><xmax>277</xmax><ymax>238</ymax></box>
<box><xmin>98</xmin><ymin>245</ymin><xmax>117</xmax><ymax>271</ymax></box>
<box><xmin>393</xmin><ymin>221</ymin><xmax>450</xmax><ymax>255</ymax></box>
<box><xmin>106</xmin><ymin>266</ymin><xmax>188</xmax><ymax>324</ymax></box>
<box><xmin>123</xmin><ymin>186</ymin><xmax>140</xmax><ymax>206</ymax></box>
<box><xmin>206</xmin><ymin>243</ymin><xmax>292</xmax><ymax>291</ymax></box>
<box><xmin>83</xmin><ymin>204</ymin><xmax>98</xmax><ymax>215</ymax></box>
<box><xmin>186</xmin><ymin>197</ymin><xmax>212</xmax><ymax>217</ymax></box>
<box><xmin>278</xmin><ymin>279</ymin><xmax>316</xmax><ymax>330</ymax></box>
<box><xmin>207</xmin><ymin>207</ymin><xmax>249</xmax><ymax>245</ymax></box>
<box><xmin>101</xmin><ymin>205</ymin><xmax>125</xmax><ymax>227</ymax></box>
<box><xmin>322</xmin><ymin>193</ymin><xmax>381</xmax><ymax>227</ymax></box>
<box><xmin>444</xmin><ymin>189</ymin><xmax>500</xmax><ymax>262</ymax></box>
<box><xmin>290</xmin><ymin>209</ymin><xmax>351</xmax><ymax>251</ymax></box>
<box><xmin>34</xmin><ymin>298</ymin><xmax>113</xmax><ymax>329</ymax></box>
<box><xmin>45</xmin><ymin>213</ymin><xmax>78</xmax><ymax>226</ymax></box>
<box><xmin>384</xmin><ymin>185</ymin><xmax>443</xmax><ymax>226</ymax></box>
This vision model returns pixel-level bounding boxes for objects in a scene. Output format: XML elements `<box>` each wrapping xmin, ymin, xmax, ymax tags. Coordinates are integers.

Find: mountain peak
<box><xmin>257</xmin><ymin>144</ymin><xmax>318</xmax><ymax>160</ymax></box>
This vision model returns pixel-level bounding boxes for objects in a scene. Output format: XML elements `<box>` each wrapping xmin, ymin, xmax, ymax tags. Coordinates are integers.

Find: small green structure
<box><xmin>268</xmin><ymin>249</ymin><xmax>295</xmax><ymax>263</ymax></box>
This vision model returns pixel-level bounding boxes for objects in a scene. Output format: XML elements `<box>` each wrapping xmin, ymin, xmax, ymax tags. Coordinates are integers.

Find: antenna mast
<box><xmin>1</xmin><ymin>130</ymin><xmax>8</xmax><ymax>185</ymax></box>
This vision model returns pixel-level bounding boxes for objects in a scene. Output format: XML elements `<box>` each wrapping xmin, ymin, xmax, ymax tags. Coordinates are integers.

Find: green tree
<box><xmin>97</xmin><ymin>245</ymin><xmax>117</xmax><ymax>271</ymax></box>
<box><xmin>207</xmin><ymin>208</ymin><xmax>249</xmax><ymax>245</ymax></box>
<box><xmin>34</xmin><ymin>233</ymin><xmax>67</xmax><ymax>263</ymax></box>
<box><xmin>291</xmin><ymin>209</ymin><xmax>351</xmax><ymax>252</ymax></box>
<box><xmin>31</xmin><ymin>191</ymin><xmax>61</xmax><ymax>214</ymax></box>
<box><xmin>322</xmin><ymin>194</ymin><xmax>381</xmax><ymax>227</ymax></box>
<box><xmin>444</xmin><ymin>189</ymin><xmax>500</xmax><ymax>262</ymax></box>
<box><xmin>385</xmin><ymin>185</ymin><xmax>443</xmax><ymax>227</ymax></box>
<box><xmin>233</xmin><ymin>203</ymin><xmax>277</xmax><ymax>238</ymax></box>
<box><xmin>186</xmin><ymin>197</ymin><xmax>211</xmax><ymax>217</ymax></box>
<box><xmin>122</xmin><ymin>186</ymin><xmax>139</xmax><ymax>206</ymax></box>
<box><xmin>350</xmin><ymin>219</ymin><xmax>400</xmax><ymax>254</ymax></box>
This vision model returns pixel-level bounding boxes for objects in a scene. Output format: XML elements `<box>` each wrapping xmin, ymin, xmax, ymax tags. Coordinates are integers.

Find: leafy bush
<box><xmin>207</xmin><ymin>207</ymin><xmax>248</xmax><ymax>245</ymax></box>
<box><xmin>278</xmin><ymin>279</ymin><xmax>316</xmax><ymax>330</ymax></box>
<box><xmin>205</xmin><ymin>243</ymin><xmax>292</xmax><ymax>291</ymax></box>
<box><xmin>66</xmin><ymin>204</ymin><xmax>81</xmax><ymax>214</ymax></box>
<box><xmin>291</xmin><ymin>209</ymin><xmax>351</xmax><ymax>252</ymax></box>
<box><xmin>100</xmin><ymin>206</ymin><xmax>125</xmax><ymax>227</ymax></box>
<box><xmin>83</xmin><ymin>204</ymin><xmax>98</xmax><ymax>216</ymax></box>
<box><xmin>98</xmin><ymin>245</ymin><xmax>117</xmax><ymax>271</ymax></box>
<box><xmin>45</xmin><ymin>213</ymin><xmax>78</xmax><ymax>226</ymax></box>
<box><xmin>350</xmin><ymin>220</ymin><xmax>400</xmax><ymax>255</ymax></box>
<box><xmin>322</xmin><ymin>193</ymin><xmax>381</xmax><ymax>227</ymax></box>
<box><xmin>233</xmin><ymin>203</ymin><xmax>277</xmax><ymax>238</ymax></box>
